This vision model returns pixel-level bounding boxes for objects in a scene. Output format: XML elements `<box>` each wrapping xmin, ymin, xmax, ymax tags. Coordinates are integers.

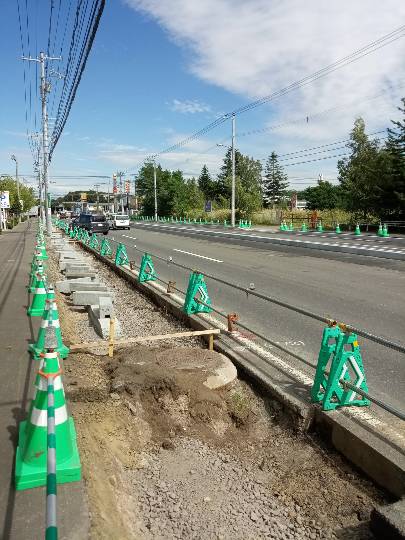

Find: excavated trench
<box><xmin>47</xmin><ymin>240</ymin><xmax>388</xmax><ymax>540</ymax></box>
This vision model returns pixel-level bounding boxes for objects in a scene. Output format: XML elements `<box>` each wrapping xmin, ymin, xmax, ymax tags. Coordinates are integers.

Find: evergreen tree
<box><xmin>338</xmin><ymin>118</ymin><xmax>381</xmax><ymax>217</ymax></box>
<box><xmin>382</xmin><ymin>97</ymin><xmax>405</xmax><ymax>217</ymax></box>
<box><xmin>198</xmin><ymin>165</ymin><xmax>215</xmax><ymax>200</ymax></box>
<box><xmin>262</xmin><ymin>152</ymin><xmax>289</xmax><ymax>206</ymax></box>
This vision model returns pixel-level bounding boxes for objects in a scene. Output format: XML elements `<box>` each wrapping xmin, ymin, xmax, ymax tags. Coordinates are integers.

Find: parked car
<box><xmin>78</xmin><ymin>213</ymin><xmax>109</xmax><ymax>235</ymax></box>
<box><xmin>107</xmin><ymin>213</ymin><xmax>130</xmax><ymax>230</ymax></box>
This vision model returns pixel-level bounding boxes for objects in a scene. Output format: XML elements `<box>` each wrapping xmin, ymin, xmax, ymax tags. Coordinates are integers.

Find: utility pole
<box><xmin>94</xmin><ymin>183</ymin><xmax>100</xmax><ymax>212</ymax></box>
<box><xmin>231</xmin><ymin>114</ymin><xmax>236</xmax><ymax>228</ymax></box>
<box><xmin>10</xmin><ymin>155</ymin><xmax>21</xmax><ymax>222</ymax></box>
<box><xmin>153</xmin><ymin>162</ymin><xmax>158</xmax><ymax>221</ymax></box>
<box><xmin>23</xmin><ymin>51</ymin><xmax>61</xmax><ymax>235</ymax></box>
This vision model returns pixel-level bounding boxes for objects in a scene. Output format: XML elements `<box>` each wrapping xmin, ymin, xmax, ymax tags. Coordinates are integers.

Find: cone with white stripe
<box><xmin>27</xmin><ymin>269</ymin><xmax>47</xmax><ymax>316</ymax></box>
<box><xmin>28</xmin><ymin>287</ymin><xmax>69</xmax><ymax>359</ymax></box>
<box><xmin>28</xmin><ymin>257</ymin><xmax>44</xmax><ymax>292</ymax></box>
<box><xmin>15</xmin><ymin>327</ymin><xmax>81</xmax><ymax>490</ymax></box>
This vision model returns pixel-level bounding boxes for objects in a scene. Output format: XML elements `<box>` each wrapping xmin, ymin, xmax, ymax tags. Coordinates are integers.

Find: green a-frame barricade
<box><xmin>312</xmin><ymin>324</ymin><xmax>370</xmax><ymax>411</ymax></box>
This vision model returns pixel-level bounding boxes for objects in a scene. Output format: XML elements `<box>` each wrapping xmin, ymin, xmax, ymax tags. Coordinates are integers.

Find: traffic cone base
<box><xmin>15</xmin><ymin>417</ymin><xmax>81</xmax><ymax>490</ymax></box>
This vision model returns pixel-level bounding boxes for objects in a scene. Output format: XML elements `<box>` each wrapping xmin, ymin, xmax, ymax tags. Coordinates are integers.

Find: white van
<box><xmin>108</xmin><ymin>214</ymin><xmax>130</xmax><ymax>230</ymax></box>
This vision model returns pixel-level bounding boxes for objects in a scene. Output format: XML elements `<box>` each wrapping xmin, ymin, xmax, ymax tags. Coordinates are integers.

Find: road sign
<box><xmin>1</xmin><ymin>191</ymin><xmax>10</xmax><ymax>208</ymax></box>
<box><xmin>204</xmin><ymin>200</ymin><xmax>212</xmax><ymax>212</ymax></box>
<box><xmin>80</xmin><ymin>192</ymin><xmax>87</xmax><ymax>202</ymax></box>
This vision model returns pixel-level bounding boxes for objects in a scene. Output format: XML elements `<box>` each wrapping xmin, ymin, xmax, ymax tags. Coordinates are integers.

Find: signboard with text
<box><xmin>204</xmin><ymin>200</ymin><xmax>212</xmax><ymax>212</ymax></box>
<box><xmin>0</xmin><ymin>191</ymin><xmax>10</xmax><ymax>208</ymax></box>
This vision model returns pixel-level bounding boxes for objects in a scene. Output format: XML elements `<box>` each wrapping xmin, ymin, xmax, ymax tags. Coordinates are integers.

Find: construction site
<box><xmin>1</xmin><ymin>218</ymin><xmax>404</xmax><ymax>540</ymax></box>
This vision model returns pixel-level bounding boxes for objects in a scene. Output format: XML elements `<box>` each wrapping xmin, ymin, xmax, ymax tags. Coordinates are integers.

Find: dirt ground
<box><xmin>48</xmin><ymin>239</ymin><xmax>388</xmax><ymax>540</ymax></box>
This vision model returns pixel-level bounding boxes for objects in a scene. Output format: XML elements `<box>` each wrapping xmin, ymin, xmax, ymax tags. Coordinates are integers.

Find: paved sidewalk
<box><xmin>0</xmin><ymin>220</ymin><xmax>89</xmax><ymax>539</ymax></box>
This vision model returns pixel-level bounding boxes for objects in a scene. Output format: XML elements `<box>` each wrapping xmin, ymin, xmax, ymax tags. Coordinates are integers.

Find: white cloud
<box><xmin>169</xmin><ymin>98</ymin><xmax>211</xmax><ymax>114</ymax></box>
<box><xmin>126</xmin><ymin>0</ymin><xmax>405</xmax><ymax>145</ymax></box>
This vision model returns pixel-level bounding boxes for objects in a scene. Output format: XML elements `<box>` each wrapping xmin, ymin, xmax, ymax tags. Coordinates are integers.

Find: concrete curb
<box><xmin>76</xmin><ymin>240</ymin><xmax>405</xmax><ymax>506</ymax></box>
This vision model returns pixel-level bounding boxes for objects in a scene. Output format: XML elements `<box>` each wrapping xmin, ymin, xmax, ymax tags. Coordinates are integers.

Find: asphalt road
<box><xmin>109</xmin><ymin>222</ymin><xmax>405</xmax><ymax>413</ymax></box>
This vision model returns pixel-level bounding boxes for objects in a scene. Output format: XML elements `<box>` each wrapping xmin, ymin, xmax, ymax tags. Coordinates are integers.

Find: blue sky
<box><xmin>1</xmin><ymin>0</ymin><xmax>404</xmax><ymax>196</ymax></box>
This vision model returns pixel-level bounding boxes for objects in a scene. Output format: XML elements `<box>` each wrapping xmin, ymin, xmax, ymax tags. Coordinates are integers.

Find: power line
<box><xmin>126</xmin><ymin>24</ymin><xmax>405</xmax><ymax>173</ymax></box>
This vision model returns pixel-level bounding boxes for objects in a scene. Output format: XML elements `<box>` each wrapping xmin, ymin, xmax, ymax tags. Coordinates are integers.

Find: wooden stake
<box><xmin>108</xmin><ymin>318</ymin><xmax>115</xmax><ymax>357</ymax></box>
<box><xmin>208</xmin><ymin>333</ymin><xmax>214</xmax><ymax>351</ymax></box>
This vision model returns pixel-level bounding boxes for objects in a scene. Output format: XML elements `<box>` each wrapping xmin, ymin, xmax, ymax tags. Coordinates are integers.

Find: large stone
<box><xmin>72</xmin><ymin>290</ymin><xmax>113</xmax><ymax>306</ymax></box>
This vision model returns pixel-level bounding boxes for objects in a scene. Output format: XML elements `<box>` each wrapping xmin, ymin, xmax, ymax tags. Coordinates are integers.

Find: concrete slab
<box><xmin>56</xmin><ymin>280</ymin><xmax>106</xmax><ymax>294</ymax></box>
<box><xmin>99</xmin><ymin>296</ymin><xmax>114</xmax><ymax>318</ymax></box>
<box><xmin>72</xmin><ymin>290</ymin><xmax>113</xmax><ymax>306</ymax></box>
<box><xmin>371</xmin><ymin>499</ymin><xmax>405</xmax><ymax>539</ymax></box>
<box><xmin>59</xmin><ymin>260</ymin><xmax>87</xmax><ymax>271</ymax></box>
<box><xmin>65</xmin><ymin>269</ymin><xmax>96</xmax><ymax>279</ymax></box>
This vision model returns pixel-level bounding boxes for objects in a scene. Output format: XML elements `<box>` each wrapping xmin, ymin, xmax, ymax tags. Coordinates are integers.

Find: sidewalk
<box><xmin>0</xmin><ymin>220</ymin><xmax>89</xmax><ymax>539</ymax></box>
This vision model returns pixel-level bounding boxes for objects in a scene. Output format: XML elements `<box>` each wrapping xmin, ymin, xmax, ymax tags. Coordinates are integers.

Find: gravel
<box><xmin>131</xmin><ymin>438</ymin><xmax>336</xmax><ymax>540</ymax></box>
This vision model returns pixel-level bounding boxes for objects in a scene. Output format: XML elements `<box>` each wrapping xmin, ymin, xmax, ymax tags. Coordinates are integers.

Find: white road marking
<box><xmin>173</xmin><ymin>248</ymin><xmax>223</xmax><ymax>263</ymax></box>
<box><xmin>122</xmin><ymin>234</ymin><xmax>137</xmax><ymax>241</ymax></box>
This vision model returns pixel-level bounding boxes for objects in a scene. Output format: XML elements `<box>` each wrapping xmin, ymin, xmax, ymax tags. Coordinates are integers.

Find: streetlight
<box><xmin>153</xmin><ymin>161</ymin><xmax>158</xmax><ymax>221</ymax></box>
<box><xmin>10</xmin><ymin>155</ymin><xmax>21</xmax><ymax>223</ymax></box>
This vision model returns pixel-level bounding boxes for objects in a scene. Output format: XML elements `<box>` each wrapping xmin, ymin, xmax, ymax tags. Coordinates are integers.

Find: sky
<box><xmin>0</xmin><ymin>0</ymin><xmax>404</xmax><ymax>197</ymax></box>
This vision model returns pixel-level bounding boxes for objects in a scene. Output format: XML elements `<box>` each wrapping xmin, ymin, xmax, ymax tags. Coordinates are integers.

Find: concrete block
<box><xmin>70</xmin><ymin>283</ymin><xmax>107</xmax><ymax>293</ymax></box>
<box><xmin>99</xmin><ymin>296</ymin><xmax>114</xmax><ymax>318</ymax></box>
<box><xmin>59</xmin><ymin>260</ymin><xmax>86</xmax><ymax>271</ymax></box>
<box><xmin>56</xmin><ymin>280</ymin><xmax>107</xmax><ymax>294</ymax></box>
<box><xmin>63</xmin><ymin>264</ymin><xmax>92</xmax><ymax>274</ymax></box>
<box><xmin>72</xmin><ymin>291</ymin><xmax>113</xmax><ymax>306</ymax></box>
<box><xmin>371</xmin><ymin>499</ymin><xmax>405</xmax><ymax>540</ymax></box>
<box><xmin>65</xmin><ymin>269</ymin><xmax>97</xmax><ymax>279</ymax></box>
<box><xmin>56</xmin><ymin>277</ymin><xmax>94</xmax><ymax>293</ymax></box>
<box><xmin>88</xmin><ymin>305</ymin><xmax>121</xmax><ymax>339</ymax></box>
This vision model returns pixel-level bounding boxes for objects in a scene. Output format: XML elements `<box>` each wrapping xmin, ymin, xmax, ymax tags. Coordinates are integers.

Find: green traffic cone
<box><xmin>335</xmin><ymin>223</ymin><xmax>341</xmax><ymax>234</ymax></box>
<box><xmin>317</xmin><ymin>221</ymin><xmax>323</xmax><ymax>232</ymax></box>
<box><xmin>28</xmin><ymin>260</ymin><xmax>45</xmax><ymax>293</ymax></box>
<box><xmin>382</xmin><ymin>224</ymin><xmax>389</xmax><ymax>237</ymax></box>
<box><xmin>289</xmin><ymin>222</ymin><xmax>294</xmax><ymax>231</ymax></box>
<box><xmin>301</xmin><ymin>222</ymin><xmax>307</xmax><ymax>232</ymax></box>
<box><xmin>27</xmin><ymin>271</ymin><xmax>47</xmax><ymax>316</ymax></box>
<box><xmin>354</xmin><ymin>224</ymin><xmax>361</xmax><ymax>236</ymax></box>
<box><xmin>377</xmin><ymin>223</ymin><xmax>383</xmax><ymax>236</ymax></box>
<box><xmin>15</xmin><ymin>329</ymin><xmax>81</xmax><ymax>490</ymax></box>
<box><xmin>36</xmin><ymin>241</ymin><xmax>48</xmax><ymax>260</ymax></box>
<box><xmin>29</xmin><ymin>288</ymin><xmax>69</xmax><ymax>360</ymax></box>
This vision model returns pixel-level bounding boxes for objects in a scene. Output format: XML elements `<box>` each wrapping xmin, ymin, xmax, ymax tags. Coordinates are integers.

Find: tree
<box><xmin>380</xmin><ymin>98</ymin><xmax>405</xmax><ymax>217</ymax></box>
<box><xmin>0</xmin><ymin>176</ymin><xmax>36</xmax><ymax>214</ymax></box>
<box><xmin>303</xmin><ymin>180</ymin><xmax>342</xmax><ymax>210</ymax></box>
<box><xmin>215</xmin><ymin>148</ymin><xmax>263</xmax><ymax>215</ymax></box>
<box><xmin>198</xmin><ymin>165</ymin><xmax>216</xmax><ymax>200</ymax></box>
<box><xmin>262</xmin><ymin>152</ymin><xmax>289</xmax><ymax>206</ymax></box>
<box><xmin>338</xmin><ymin>118</ymin><xmax>381</xmax><ymax>218</ymax></box>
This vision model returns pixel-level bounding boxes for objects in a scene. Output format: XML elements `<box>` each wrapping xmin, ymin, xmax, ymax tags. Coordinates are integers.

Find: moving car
<box><xmin>107</xmin><ymin>213</ymin><xmax>130</xmax><ymax>230</ymax></box>
<box><xmin>78</xmin><ymin>213</ymin><xmax>109</xmax><ymax>235</ymax></box>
